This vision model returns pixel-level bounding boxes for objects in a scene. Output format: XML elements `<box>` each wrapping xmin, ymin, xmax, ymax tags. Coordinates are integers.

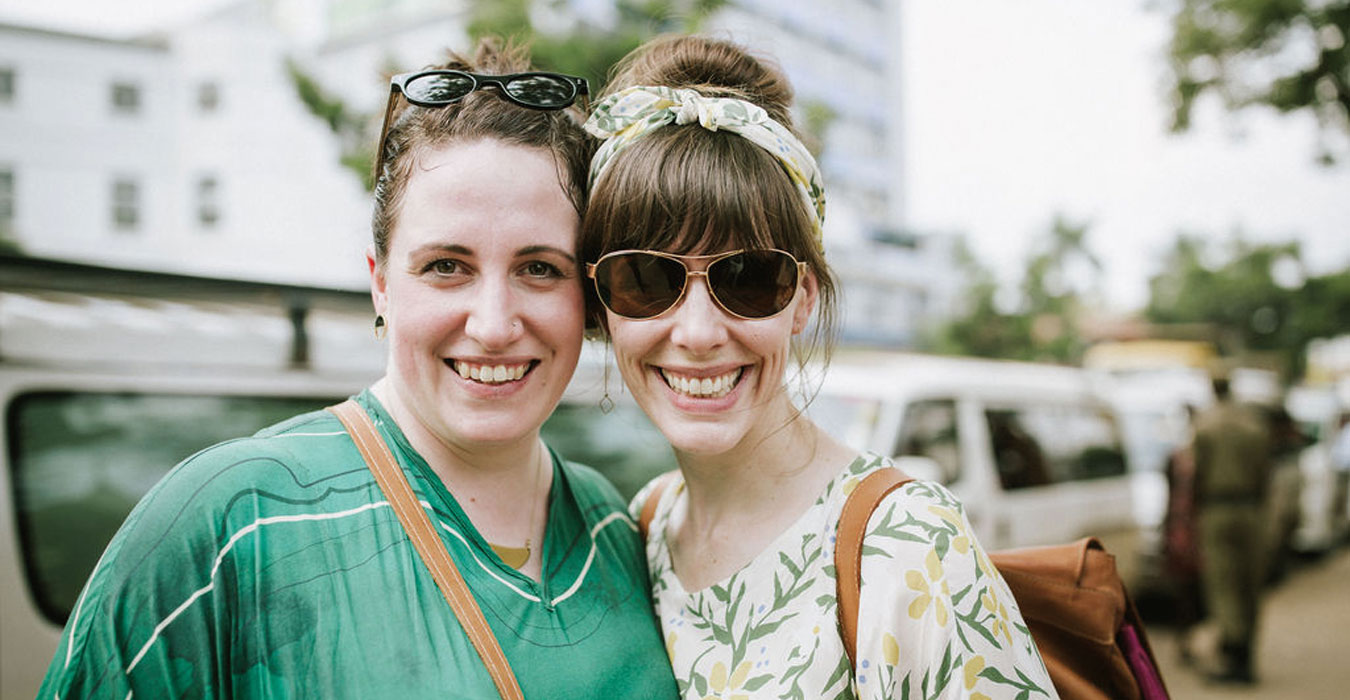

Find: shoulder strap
<box><xmin>835</xmin><ymin>467</ymin><xmax>914</xmax><ymax>671</ymax></box>
<box><xmin>328</xmin><ymin>399</ymin><xmax>523</xmax><ymax>700</ymax></box>
<box><xmin>637</xmin><ymin>470</ymin><xmax>680</xmax><ymax>540</ymax></box>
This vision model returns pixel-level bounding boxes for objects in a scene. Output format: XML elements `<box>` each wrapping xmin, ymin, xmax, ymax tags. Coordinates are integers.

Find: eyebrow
<box><xmin>409</xmin><ymin>243</ymin><xmax>577</xmax><ymax>264</ymax></box>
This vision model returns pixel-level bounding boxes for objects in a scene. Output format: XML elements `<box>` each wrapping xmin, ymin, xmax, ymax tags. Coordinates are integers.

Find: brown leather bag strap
<box><xmin>637</xmin><ymin>470</ymin><xmax>680</xmax><ymax>540</ymax></box>
<box><xmin>835</xmin><ymin>467</ymin><xmax>914</xmax><ymax>671</ymax></box>
<box><xmin>328</xmin><ymin>399</ymin><xmax>523</xmax><ymax>700</ymax></box>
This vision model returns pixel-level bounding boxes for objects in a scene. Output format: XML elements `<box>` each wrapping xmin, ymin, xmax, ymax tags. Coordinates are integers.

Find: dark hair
<box><xmin>371</xmin><ymin>38</ymin><xmax>594</xmax><ymax>267</ymax></box>
<box><xmin>579</xmin><ymin>35</ymin><xmax>839</xmax><ymax>363</ymax></box>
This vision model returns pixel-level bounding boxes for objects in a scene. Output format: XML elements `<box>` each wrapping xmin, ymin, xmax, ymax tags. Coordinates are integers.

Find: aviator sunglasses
<box><xmin>374</xmin><ymin>69</ymin><xmax>589</xmax><ymax>178</ymax></box>
<box><xmin>587</xmin><ymin>249</ymin><xmax>807</xmax><ymax>320</ymax></box>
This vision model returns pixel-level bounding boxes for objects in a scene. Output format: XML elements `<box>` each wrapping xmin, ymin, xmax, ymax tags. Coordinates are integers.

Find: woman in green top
<box><xmin>38</xmin><ymin>39</ymin><xmax>676</xmax><ymax>699</ymax></box>
<box><xmin>581</xmin><ymin>36</ymin><xmax>1056</xmax><ymax>699</ymax></box>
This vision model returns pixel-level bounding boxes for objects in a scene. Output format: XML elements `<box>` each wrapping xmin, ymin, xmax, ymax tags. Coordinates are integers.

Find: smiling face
<box><xmin>603</xmin><ymin>253</ymin><xmax>817</xmax><ymax>457</ymax></box>
<box><xmin>370</xmin><ymin>139</ymin><xmax>584</xmax><ymax>450</ymax></box>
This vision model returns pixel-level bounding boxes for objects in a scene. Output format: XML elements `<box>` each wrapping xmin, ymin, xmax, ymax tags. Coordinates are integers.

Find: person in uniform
<box><xmin>1191</xmin><ymin>369</ymin><xmax>1273</xmax><ymax>685</ymax></box>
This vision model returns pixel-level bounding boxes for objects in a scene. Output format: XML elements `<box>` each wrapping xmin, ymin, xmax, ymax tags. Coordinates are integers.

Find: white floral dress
<box><xmin>632</xmin><ymin>453</ymin><xmax>1058</xmax><ymax>700</ymax></box>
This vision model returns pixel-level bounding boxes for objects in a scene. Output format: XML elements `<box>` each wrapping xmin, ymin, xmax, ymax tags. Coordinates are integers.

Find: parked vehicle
<box><xmin>0</xmin><ymin>260</ymin><xmax>386</xmax><ymax>697</ymax></box>
<box><xmin>804</xmin><ymin>352</ymin><xmax>1145</xmax><ymax>586</ymax></box>
<box><xmin>1286</xmin><ymin>385</ymin><xmax>1350</xmax><ymax>553</ymax></box>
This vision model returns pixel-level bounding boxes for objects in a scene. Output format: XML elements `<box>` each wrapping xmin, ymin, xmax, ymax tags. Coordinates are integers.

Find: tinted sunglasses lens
<box><xmin>404</xmin><ymin>72</ymin><xmax>475</xmax><ymax>103</ymax></box>
<box><xmin>503</xmin><ymin>74</ymin><xmax>576</xmax><ymax>108</ymax></box>
<box><xmin>595</xmin><ymin>254</ymin><xmax>687</xmax><ymax>318</ymax></box>
<box><xmin>709</xmin><ymin>251</ymin><xmax>799</xmax><ymax>318</ymax></box>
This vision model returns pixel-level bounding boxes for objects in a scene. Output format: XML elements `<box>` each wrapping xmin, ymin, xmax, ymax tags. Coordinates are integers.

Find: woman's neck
<box><xmin>666</xmin><ymin>396</ymin><xmax>857</xmax><ymax>590</ymax></box>
<box><xmin>370</xmin><ymin>378</ymin><xmax>553</xmax><ymax>580</ymax></box>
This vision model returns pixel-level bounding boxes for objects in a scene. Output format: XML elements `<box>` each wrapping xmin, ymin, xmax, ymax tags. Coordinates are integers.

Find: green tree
<box><xmin>467</xmin><ymin>0</ymin><xmax>727</xmax><ymax>91</ymax></box>
<box><xmin>1164</xmin><ymin>0</ymin><xmax>1350</xmax><ymax>163</ymax></box>
<box><xmin>928</xmin><ymin>215</ymin><xmax>1100</xmax><ymax>364</ymax></box>
<box><xmin>928</xmin><ymin>237</ymin><xmax>1036</xmax><ymax>361</ymax></box>
<box><xmin>1141</xmin><ymin>232</ymin><xmax>1350</xmax><ymax>377</ymax></box>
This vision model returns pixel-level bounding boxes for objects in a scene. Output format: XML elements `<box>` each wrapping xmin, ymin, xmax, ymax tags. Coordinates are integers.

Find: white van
<box><xmin>806</xmin><ymin>352</ymin><xmax>1144</xmax><ymax>584</ymax></box>
<box><xmin>0</xmin><ymin>258</ymin><xmax>387</xmax><ymax>697</ymax></box>
<box><xmin>1286</xmin><ymin>384</ymin><xmax>1350</xmax><ymax>552</ymax></box>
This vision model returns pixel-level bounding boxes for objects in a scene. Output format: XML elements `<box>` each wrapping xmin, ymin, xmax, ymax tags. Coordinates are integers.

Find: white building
<box><xmin>0</xmin><ymin>9</ymin><xmax>372</xmax><ymax>289</ymax></box>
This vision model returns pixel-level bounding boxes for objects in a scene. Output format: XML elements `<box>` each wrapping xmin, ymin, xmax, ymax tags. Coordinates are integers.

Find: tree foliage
<box><xmin>467</xmin><ymin>0</ymin><xmax>728</xmax><ymax>93</ymax></box>
<box><xmin>1145</xmin><ymin>233</ymin><xmax>1350</xmax><ymax>376</ymax></box>
<box><xmin>928</xmin><ymin>216</ymin><xmax>1100</xmax><ymax>364</ymax></box>
<box><xmin>1164</xmin><ymin>0</ymin><xmax>1350</xmax><ymax>163</ymax></box>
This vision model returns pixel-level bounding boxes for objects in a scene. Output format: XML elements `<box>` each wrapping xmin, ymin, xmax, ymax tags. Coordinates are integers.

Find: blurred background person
<box><xmin>1191</xmin><ymin>369</ymin><xmax>1273</xmax><ymax>685</ymax></box>
<box><xmin>1162</xmin><ymin>404</ymin><xmax>1202</xmax><ymax>665</ymax></box>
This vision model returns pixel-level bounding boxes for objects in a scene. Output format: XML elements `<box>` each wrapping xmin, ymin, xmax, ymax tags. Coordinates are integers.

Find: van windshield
<box><xmin>8</xmin><ymin>391</ymin><xmax>336</xmax><ymax>625</ymax></box>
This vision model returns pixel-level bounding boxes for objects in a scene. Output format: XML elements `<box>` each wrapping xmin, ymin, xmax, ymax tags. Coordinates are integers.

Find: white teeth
<box><xmin>453</xmin><ymin>361</ymin><xmax>531</xmax><ymax>384</ymax></box>
<box><xmin>661</xmin><ymin>368</ymin><xmax>743</xmax><ymax>398</ymax></box>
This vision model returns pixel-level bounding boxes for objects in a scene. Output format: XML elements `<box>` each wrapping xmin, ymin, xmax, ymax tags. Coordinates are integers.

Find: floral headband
<box><xmin>584</xmin><ymin>85</ymin><xmax>826</xmax><ymax>247</ymax></box>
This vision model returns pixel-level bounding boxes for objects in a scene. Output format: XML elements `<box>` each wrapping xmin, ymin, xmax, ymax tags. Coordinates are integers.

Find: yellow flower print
<box><xmin>927</xmin><ymin>505</ymin><xmax>970</xmax><ymax>553</ymax></box>
<box><xmin>905</xmin><ymin>549</ymin><xmax>950</xmax><ymax>626</ymax></box>
<box><xmin>981</xmin><ymin>588</ymin><xmax>1013</xmax><ymax>645</ymax></box>
<box><xmin>703</xmin><ymin>660</ymin><xmax>753</xmax><ymax>700</ymax></box>
<box><xmin>842</xmin><ymin>476</ymin><xmax>861</xmax><ymax>496</ymax></box>
<box><xmin>665</xmin><ymin>631</ymin><xmax>677</xmax><ymax>661</ymax></box>
<box><xmin>963</xmin><ymin>655</ymin><xmax>985</xmax><ymax>690</ymax></box>
<box><xmin>975</xmin><ymin>546</ymin><xmax>997</xmax><ymax>580</ymax></box>
<box><xmin>882</xmin><ymin>632</ymin><xmax>900</xmax><ymax>666</ymax></box>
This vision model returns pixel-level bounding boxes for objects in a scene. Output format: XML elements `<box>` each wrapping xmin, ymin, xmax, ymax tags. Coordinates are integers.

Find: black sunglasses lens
<box><xmin>404</xmin><ymin>72</ymin><xmax>475</xmax><ymax>104</ymax></box>
<box><xmin>504</xmin><ymin>75</ymin><xmax>576</xmax><ymax>108</ymax></box>
<box><xmin>709</xmin><ymin>251</ymin><xmax>798</xmax><ymax>318</ymax></box>
<box><xmin>595</xmin><ymin>254</ymin><xmax>687</xmax><ymax>318</ymax></box>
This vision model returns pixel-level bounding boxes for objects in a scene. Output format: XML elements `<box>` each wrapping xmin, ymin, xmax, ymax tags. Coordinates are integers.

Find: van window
<box><xmin>985</xmin><ymin>403</ymin><xmax>1126</xmax><ymax>490</ymax></box>
<box><xmin>802</xmin><ymin>394</ymin><xmax>880</xmax><ymax>451</ymax></box>
<box><xmin>541</xmin><ymin>401</ymin><xmax>676</xmax><ymax>501</ymax></box>
<box><xmin>894</xmin><ymin>400</ymin><xmax>961</xmax><ymax>484</ymax></box>
<box><xmin>7</xmin><ymin>391</ymin><xmax>335</xmax><ymax>625</ymax></box>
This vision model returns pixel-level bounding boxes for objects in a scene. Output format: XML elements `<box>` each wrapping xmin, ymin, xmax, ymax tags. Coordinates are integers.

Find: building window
<box><xmin>111</xmin><ymin>82</ymin><xmax>140</xmax><ymax>114</ymax></box>
<box><xmin>111</xmin><ymin>178</ymin><xmax>139</xmax><ymax>230</ymax></box>
<box><xmin>0</xmin><ymin>167</ymin><xmax>14</xmax><ymax>231</ymax></box>
<box><xmin>0</xmin><ymin>67</ymin><xmax>15</xmax><ymax>104</ymax></box>
<box><xmin>197</xmin><ymin>81</ymin><xmax>220</xmax><ymax>112</ymax></box>
<box><xmin>197</xmin><ymin>175</ymin><xmax>220</xmax><ymax>228</ymax></box>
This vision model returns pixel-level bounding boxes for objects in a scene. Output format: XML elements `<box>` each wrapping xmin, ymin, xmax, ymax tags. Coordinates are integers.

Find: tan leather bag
<box><xmin>837</xmin><ymin>468</ymin><xmax>1169</xmax><ymax>700</ymax></box>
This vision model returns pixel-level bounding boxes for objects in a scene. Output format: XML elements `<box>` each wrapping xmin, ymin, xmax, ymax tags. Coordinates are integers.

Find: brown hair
<box><xmin>371</xmin><ymin>38</ymin><xmax>594</xmax><ymax>267</ymax></box>
<box><xmin>580</xmin><ymin>35</ymin><xmax>839</xmax><ymax>362</ymax></box>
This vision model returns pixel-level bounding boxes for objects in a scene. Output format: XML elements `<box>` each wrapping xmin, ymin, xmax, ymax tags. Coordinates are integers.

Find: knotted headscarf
<box><xmin>585</xmin><ymin>85</ymin><xmax>826</xmax><ymax>247</ymax></box>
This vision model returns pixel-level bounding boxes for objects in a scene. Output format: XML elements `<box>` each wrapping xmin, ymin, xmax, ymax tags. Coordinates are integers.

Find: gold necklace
<box><xmin>490</xmin><ymin>449</ymin><xmax>545</xmax><ymax>569</ymax></box>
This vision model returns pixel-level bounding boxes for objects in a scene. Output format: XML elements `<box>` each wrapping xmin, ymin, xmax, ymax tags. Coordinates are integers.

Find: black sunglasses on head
<box><xmin>373</xmin><ymin>69</ymin><xmax>589</xmax><ymax>180</ymax></box>
<box><xmin>587</xmin><ymin>249</ymin><xmax>807</xmax><ymax>321</ymax></box>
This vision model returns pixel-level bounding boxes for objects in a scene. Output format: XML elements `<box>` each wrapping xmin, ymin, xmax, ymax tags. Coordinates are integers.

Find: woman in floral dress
<box><xmin>580</xmin><ymin>35</ymin><xmax>1058</xmax><ymax>699</ymax></box>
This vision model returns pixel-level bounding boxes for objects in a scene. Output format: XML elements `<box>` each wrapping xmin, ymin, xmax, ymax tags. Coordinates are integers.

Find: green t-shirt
<box><xmin>39</xmin><ymin>390</ymin><xmax>677</xmax><ymax>699</ymax></box>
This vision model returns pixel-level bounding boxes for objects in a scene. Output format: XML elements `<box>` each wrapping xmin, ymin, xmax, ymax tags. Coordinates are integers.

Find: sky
<box><xmin>4</xmin><ymin>0</ymin><xmax>1348</xmax><ymax>311</ymax></box>
<box><xmin>899</xmin><ymin>1</ymin><xmax>1350</xmax><ymax>310</ymax></box>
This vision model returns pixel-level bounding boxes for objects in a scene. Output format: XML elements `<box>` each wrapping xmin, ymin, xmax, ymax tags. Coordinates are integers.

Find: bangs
<box><xmin>582</xmin><ymin>127</ymin><xmax>813</xmax><ymax>262</ymax></box>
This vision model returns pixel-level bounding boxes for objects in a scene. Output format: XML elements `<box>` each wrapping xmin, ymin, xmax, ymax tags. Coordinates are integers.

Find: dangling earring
<box><xmin>374</xmin><ymin>314</ymin><xmax>387</xmax><ymax>339</ymax></box>
<box><xmin>599</xmin><ymin>348</ymin><xmax>615</xmax><ymax>414</ymax></box>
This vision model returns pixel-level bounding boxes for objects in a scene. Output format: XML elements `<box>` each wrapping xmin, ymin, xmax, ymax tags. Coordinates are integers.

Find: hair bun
<box><xmin>608</xmin><ymin>35</ymin><xmax>795</xmax><ymax>127</ymax></box>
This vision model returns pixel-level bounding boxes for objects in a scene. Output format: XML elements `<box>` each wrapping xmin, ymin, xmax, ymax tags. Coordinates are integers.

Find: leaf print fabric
<box><xmin>633</xmin><ymin>453</ymin><xmax>1058</xmax><ymax>700</ymax></box>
